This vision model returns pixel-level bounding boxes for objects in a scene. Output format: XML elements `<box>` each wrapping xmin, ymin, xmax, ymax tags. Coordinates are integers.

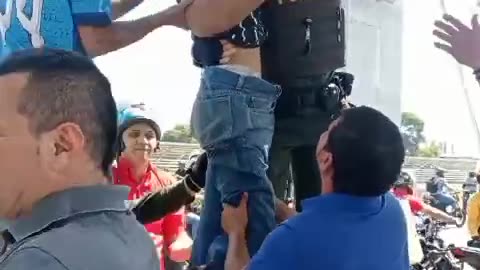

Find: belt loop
<box><xmin>0</xmin><ymin>230</ymin><xmax>14</xmax><ymax>256</ymax></box>
<box><xmin>235</xmin><ymin>73</ymin><xmax>245</xmax><ymax>90</ymax></box>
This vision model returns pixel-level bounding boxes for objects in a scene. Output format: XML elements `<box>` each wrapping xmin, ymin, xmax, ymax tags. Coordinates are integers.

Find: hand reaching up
<box><xmin>433</xmin><ymin>14</ymin><xmax>480</xmax><ymax>70</ymax></box>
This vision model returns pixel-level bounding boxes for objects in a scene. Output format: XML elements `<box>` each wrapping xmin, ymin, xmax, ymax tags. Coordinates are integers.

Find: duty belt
<box><xmin>275</xmin><ymin>71</ymin><xmax>354</xmax><ymax>118</ymax></box>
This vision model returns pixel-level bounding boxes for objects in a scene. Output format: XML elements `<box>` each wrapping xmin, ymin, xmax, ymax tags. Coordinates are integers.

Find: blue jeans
<box><xmin>187</xmin><ymin>212</ymin><xmax>201</xmax><ymax>240</ymax></box>
<box><xmin>191</xmin><ymin>67</ymin><xmax>281</xmax><ymax>268</ymax></box>
<box><xmin>432</xmin><ymin>193</ymin><xmax>457</xmax><ymax>209</ymax></box>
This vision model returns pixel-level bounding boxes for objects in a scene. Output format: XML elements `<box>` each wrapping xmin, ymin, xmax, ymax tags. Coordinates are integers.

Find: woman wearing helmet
<box><xmin>113</xmin><ymin>107</ymin><xmax>192</xmax><ymax>269</ymax></box>
<box><xmin>392</xmin><ymin>172</ymin><xmax>455</xmax><ymax>223</ymax></box>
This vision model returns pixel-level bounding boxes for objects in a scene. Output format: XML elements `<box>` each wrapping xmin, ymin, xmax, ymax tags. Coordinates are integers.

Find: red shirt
<box><xmin>392</xmin><ymin>187</ymin><xmax>424</xmax><ymax>214</ymax></box>
<box><xmin>113</xmin><ymin>157</ymin><xmax>186</xmax><ymax>269</ymax></box>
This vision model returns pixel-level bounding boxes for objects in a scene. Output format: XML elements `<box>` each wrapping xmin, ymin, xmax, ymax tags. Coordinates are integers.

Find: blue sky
<box><xmin>95</xmin><ymin>0</ymin><xmax>480</xmax><ymax>156</ymax></box>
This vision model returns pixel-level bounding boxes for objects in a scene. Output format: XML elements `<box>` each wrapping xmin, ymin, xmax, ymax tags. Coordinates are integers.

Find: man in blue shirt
<box><xmin>221</xmin><ymin>106</ymin><xmax>410</xmax><ymax>270</ymax></box>
<box><xmin>0</xmin><ymin>0</ymin><xmax>191</xmax><ymax>59</ymax></box>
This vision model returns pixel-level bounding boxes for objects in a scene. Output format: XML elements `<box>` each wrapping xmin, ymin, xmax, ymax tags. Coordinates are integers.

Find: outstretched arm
<box><xmin>433</xmin><ymin>14</ymin><xmax>480</xmax><ymax>71</ymax></box>
<box><xmin>73</xmin><ymin>0</ymin><xmax>191</xmax><ymax>57</ymax></box>
<box><xmin>133</xmin><ymin>152</ymin><xmax>208</xmax><ymax>224</ymax></box>
<box><xmin>132</xmin><ymin>177</ymin><xmax>197</xmax><ymax>224</ymax></box>
<box><xmin>422</xmin><ymin>203</ymin><xmax>456</xmax><ymax>223</ymax></box>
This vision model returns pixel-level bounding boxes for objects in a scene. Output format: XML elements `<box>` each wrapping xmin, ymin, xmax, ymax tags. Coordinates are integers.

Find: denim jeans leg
<box><xmin>190</xmin><ymin>67</ymin><xmax>281</xmax><ymax>268</ymax></box>
<box><xmin>187</xmin><ymin>213</ymin><xmax>201</xmax><ymax>240</ymax></box>
<box><xmin>212</xmin><ymin>153</ymin><xmax>276</xmax><ymax>259</ymax></box>
<box><xmin>191</xmin><ymin>163</ymin><xmax>223</xmax><ymax>266</ymax></box>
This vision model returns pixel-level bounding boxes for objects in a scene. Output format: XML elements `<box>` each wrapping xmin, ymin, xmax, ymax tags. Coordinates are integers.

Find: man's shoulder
<box><xmin>280</xmin><ymin>210</ymin><xmax>329</xmax><ymax>234</ymax></box>
<box><xmin>11</xmin><ymin>212</ymin><xmax>158</xmax><ymax>270</ymax></box>
<box><xmin>1</xmin><ymin>246</ymin><xmax>68</xmax><ymax>270</ymax></box>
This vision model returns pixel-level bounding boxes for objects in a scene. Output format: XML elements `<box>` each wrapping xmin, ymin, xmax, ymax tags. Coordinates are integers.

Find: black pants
<box><xmin>267</xmin><ymin>109</ymin><xmax>332</xmax><ymax>211</ymax></box>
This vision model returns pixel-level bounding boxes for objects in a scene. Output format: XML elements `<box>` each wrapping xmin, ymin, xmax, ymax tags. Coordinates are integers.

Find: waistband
<box><xmin>201</xmin><ymin>67</ymin><xmax>280</xmax><ymax>98</ymax></box>
<box><xmin>217</xmin><ymin>64</ymin><xmax>260</xmax><ymax>78</ymax></box>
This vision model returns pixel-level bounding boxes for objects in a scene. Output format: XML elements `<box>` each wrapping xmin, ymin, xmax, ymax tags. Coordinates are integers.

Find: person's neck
<box><xmin>132</xmin><ymin>162</ymin><xmax>149</xmax><ymax>181</ymax></box>
<box><xmin>13</xmin><ymin>170</ymin><xmax>107</xmax><ymax>218</ymax></box>
<box><xmin>122</xmin><ymin>155</ymin><xmax>150</xmax><ymax>181</ymax></box>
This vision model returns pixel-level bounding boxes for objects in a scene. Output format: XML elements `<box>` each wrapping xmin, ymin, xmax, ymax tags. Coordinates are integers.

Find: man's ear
<box><xmin>52</xmin><ymin>123</ymin><xmax>85</xmax><ymax>156</ymax></box>
<box><xmin>319</xmin><ymin>151</ymin><xmax>332</xmax><ymax>166</ymax></box>
<box><xmin>38</xmin><ymin>122</ymin><xmax>85</xmax><ymax>173</ymax></box>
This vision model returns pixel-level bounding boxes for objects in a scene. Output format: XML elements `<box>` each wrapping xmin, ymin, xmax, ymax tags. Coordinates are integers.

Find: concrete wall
<box><xmin>344</xmin><ymin>0</ymin><xmax>403</xmax><ymax>125</ymax></box>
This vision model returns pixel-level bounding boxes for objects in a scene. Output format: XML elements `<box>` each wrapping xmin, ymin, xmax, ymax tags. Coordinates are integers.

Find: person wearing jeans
<box><xmin>187</xmin><ymin>212</ymin><xmax>201</xmax><ymax>240</ymax></box>
<box><xmin>191</xmin><ymin>67</ymin><xmax>281</xmax><ymax>267</ymax></box>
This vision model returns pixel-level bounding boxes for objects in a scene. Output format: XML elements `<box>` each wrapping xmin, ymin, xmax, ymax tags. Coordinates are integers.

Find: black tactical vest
<box><xmin>260</xmin><ymin>0</ymin><xmax>346</xmax><ymax>88</ymax></box>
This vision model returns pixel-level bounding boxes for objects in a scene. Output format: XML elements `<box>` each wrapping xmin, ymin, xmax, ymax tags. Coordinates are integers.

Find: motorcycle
<box><xmin>414</xmin><ymin>217</ymin><xmax>480</xmax><ymax>269</ymax></box>
<box><xmin>416</xmin><ymin>216</ymin><xmax>447</xmax><ymax>248</ymax></box>
<box><xmin>413</xmin><ymin>216</ymin><xmax>463</xmax><ymax>270</ymax></box>
<box><xmin>451</xmin><ymin>244</ymin><xmax>480</xmax><ymax>269</ymax></box>
<box><xmin>423</xmin><ymin>192</ymin><xmax>465</xmax><ymax>228</ymax></box>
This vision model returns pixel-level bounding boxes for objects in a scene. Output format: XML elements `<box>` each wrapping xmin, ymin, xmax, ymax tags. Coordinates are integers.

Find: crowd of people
<box><xmin>2</xmin><ymin>1</ymin><xmax>480</xmax><ymax>270</ymax></box>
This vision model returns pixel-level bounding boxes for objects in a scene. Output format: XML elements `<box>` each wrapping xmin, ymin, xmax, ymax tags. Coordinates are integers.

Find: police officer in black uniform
<box><xmin>261</xmin><ymin>0</ymin><xmax>352</xmax><ymax>211</ymax></box>
<box><xmin>185</xmin><ymin>0</ymin><xmax>353</xmax><ymax>268</ymax></box>
<box><xmin>190</xmin><ymin>0</ymin><xmax>352</xmax><ymax>211</ymax></box>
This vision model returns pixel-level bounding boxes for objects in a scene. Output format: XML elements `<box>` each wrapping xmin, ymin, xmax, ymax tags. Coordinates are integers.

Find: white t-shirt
<box><xmin>398</xmin><ymin>199</ymin><xmax>423</xmax><ymax>265</ymax></box>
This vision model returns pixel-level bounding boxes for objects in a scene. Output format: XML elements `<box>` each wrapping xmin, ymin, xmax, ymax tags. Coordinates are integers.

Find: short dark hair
<box><xmin>327</xmin><ymin>106</ymin><xmax>405</xmax><ymax>196</ymax></box>
<box><xmin>0</xmin><ymin>48</ymin><xmax>117</xmax><ymax>175</ymax></box>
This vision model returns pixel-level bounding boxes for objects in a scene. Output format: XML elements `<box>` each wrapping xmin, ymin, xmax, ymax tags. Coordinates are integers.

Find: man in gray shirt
<box><xmin>0</xmin><ymin>48</ymin><xmax>159</xmax><ymax>270</ymax></box>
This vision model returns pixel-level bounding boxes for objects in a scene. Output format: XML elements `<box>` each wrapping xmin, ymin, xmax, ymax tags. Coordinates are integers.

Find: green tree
<box><xmin>417</xmin><ymin>141</ymin><xmax>442</xmax><ymax>158</ymax></box>
<box><xmin>400</xmin><ymin>112</ymin><xmax>426</xmax><ymax>155</ymax></box>
<box><xmin>161</xmin><ymin>124</ymin><xmax>197</xmax><ymax>143</ymax></box>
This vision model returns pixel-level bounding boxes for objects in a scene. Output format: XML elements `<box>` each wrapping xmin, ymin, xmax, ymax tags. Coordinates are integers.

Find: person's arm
<box><xmin>468</xmin><ymin>195</ymin><xmax>480</xmax><ymax>237</ymax></box>
<box><xmin>433</xmin><ymin>14</ymin><xmax>480</xmax><ymax>71</ymax></box>
<box><xmin>421</xmin><ymin>203</ymin><xmax>456</xmax><ymax>223</ymax></box>
<box><xmin>1</xmin><ymin>248</ymin><xmax>68</xmax><ymax>270</ymax></box>
<box><xmin>132</xmin><ymin>178</ymin><xmax>196</xmax><ymax>224</ymax></box>
<box><xmin>275</xmin><ymin>198</ymin><xmax>297</xmax><ymax>223</ymax></box>
<box><xmin>111</xmin><ymin>0</ymin><xmax>143</xmax><ymax>20</ymax></box>
<box><xmin>185</xmin><ymin>0</ymin><xmax>264</xmax><ymax>37</ymax></box>
<box><xmin>73</xmin><ymin>0</ymin><xmax>191</xmax><ymax>57</ymax></box>
<box><xmin>225</xmin><ymin>232</ymin><xmax>250</xmax><ymax>270</ymax></box>
<box><xmin>133</xmin><ymin>152</ymin><xmax>207</xmax><ymax>224</ymax></box>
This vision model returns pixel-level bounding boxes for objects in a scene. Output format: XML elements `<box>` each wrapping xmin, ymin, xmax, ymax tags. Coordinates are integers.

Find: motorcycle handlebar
<box><xmin>424</xmin><ymin>242</ymin><xmax>456</xmax><ymax>253</ymax></box>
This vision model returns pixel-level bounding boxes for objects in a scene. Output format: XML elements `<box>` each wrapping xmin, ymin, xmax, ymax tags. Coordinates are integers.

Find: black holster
<box><xmin>275</xmin><ymin>71</ymin><xmax>354</xmax><ymax>119</ymax></box>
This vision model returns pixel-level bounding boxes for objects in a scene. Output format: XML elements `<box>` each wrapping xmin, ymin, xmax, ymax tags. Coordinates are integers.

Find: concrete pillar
<box><xmin>344</xmin><ymin>0</ymin><xmax>403</xmax><ymax>125</ymax></box>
